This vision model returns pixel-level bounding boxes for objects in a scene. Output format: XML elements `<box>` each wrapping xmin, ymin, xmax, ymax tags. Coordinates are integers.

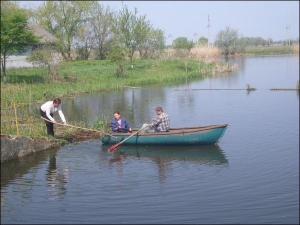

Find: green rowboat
<box><xmin>102</xmin><ymin>124</ymin><xmax>228</xmax><ymax>146</ymax></box>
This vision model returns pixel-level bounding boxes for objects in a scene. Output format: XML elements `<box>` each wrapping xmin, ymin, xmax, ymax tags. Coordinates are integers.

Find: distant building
<box><xmin>5</xmin><ymin>24</ymin><xmax>58</xmax><ymax>70</ymax></box>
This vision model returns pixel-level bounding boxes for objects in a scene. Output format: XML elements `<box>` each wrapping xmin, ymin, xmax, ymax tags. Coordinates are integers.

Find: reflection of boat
<box><xmin>102</xmin><ymin>124</ymin><xmax>228</xmax><ymax>146</ymax></box>
<box><xmin>103</xmin><ymin>144</ymin><xmax>228</xmax><ymax>165</ymax></box>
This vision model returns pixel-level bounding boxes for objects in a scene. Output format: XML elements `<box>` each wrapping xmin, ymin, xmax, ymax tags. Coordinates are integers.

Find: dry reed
<box><xmin>293</xmin><ymin>44</ymin><xmax>299</xmax><ymax>54</ymax></box>
<box><xmin>190</xmin><ymin>45</ymin><xmax>220</xmax><ymax>62</ymax></box>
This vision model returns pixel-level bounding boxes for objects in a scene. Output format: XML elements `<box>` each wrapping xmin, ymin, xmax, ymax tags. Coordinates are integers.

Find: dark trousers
<box><xmin>40</xmin><ymin>109</ymin><xmax>54</xmax><ymax>136</ymax></box>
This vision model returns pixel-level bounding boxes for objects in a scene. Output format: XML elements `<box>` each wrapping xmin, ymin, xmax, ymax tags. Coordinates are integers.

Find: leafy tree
<box><xmin>137</xmin><ymin>28</ymin><xmax>165</xmax><ymax>59</ymax></box>
<box><xmin>112</xmin><ymin>5</ymin><xmax>152</xmax><ymax>62</ymax></box>
<box><xmin>198</xmin><ymin>37</ymin><xmax>208</xmax><ymax>47</ymax></box>
<box><xmin>172</xmin><ymin>37</ymin><xmax>194</xmax><ymax>72</ymax></box>
<box><xmin>73</xmin><ymin>24</ymin><xmax>95</xmax><ymax>60</ymax></box>
<box><xmin>89</xmin><ymin>1</ymin><xmax>115</xmax><ymax>60</ymax></box>
<box><xmin>35</xmin><ymin>1</ymin><xmax>93</xmax><ymax>61</ymax></box>
<box><xmin>108</xmin><ymin>46</ymin><xmax>128</xmax><ymax>77</ymax></box>
<box><xmin>173</xmin><ymin>37</ymin><xmax>194</xmax><ymax>51</ymax></box>
<box><xmin>214</xmin><ymin>26</ymin><xmax>238</xmax><ymax>55</ymax></box>
<box><xmin>172</xmin><ymin>37</ymin><xmax>194</xmax><ymax>61</ymax></box>
<box><xmin>1</xmin><ymin>1</ymin><xmax>39</xmax><ymax>82</ymax></box>
<box><xmin>26</xmin><ymin>42</ymin><xmax>61</xmax><ymax>80</ymax></box>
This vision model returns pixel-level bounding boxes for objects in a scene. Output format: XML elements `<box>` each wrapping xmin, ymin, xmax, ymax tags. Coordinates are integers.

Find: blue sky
<box><xmin>19</xmin><ymin>1</ymin><xmax>299</xmax><ymax>44</ymax></box>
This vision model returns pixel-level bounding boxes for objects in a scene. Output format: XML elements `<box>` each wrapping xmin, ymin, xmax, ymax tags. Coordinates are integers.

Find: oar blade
<box><xmin>108</xmin><ymin>142</ymin><xmax>121</xmax><ymax>153</ymax></box>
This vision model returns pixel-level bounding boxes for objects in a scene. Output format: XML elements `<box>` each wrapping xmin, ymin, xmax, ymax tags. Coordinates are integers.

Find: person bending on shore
<box><xmin>111</xmin><ymin>111</ymin><xmax>132</xmax><ymax>133</ymax></box>
<box><xmin>40</xmin><ymin>98</ymin><xmax>67</xmax><ymax>137</ymax></box>
<box><xmin>143</xmin><ymin>106</ymin><xmax>170</xmax><ymax>133</ymax></box>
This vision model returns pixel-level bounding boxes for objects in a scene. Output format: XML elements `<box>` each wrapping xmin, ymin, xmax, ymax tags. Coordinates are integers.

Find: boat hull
<box><xmin>102</xmin><ymin>124</ymin><xmax>228</xmax><ymax>146</ymax></box>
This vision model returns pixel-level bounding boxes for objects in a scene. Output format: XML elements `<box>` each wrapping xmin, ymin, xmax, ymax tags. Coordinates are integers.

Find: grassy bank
<box><xmin>1</xmin><ymin>58</ymin><xmax>234</xmax><ymax>137</ymax></box>
<box><xmin>244</xmin><ymin>45</ymin><xmax>297</xmax><ymax>55</ymax></box>
<box><xmin>2</xmin><ymin>59</ymin><xmax>232</xmax><ymax>103</ymax></box>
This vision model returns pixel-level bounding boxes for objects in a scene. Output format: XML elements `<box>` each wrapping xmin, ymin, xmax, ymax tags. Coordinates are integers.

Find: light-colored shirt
<box><xmin>150</xmin><ymin>112</ymin><xmax>170</xmax><ymax>132</ymax></box>
<box><xmin>41</xmin><ymin>101</ymin><xmax>66</xmax><ymax>122</ymax></box>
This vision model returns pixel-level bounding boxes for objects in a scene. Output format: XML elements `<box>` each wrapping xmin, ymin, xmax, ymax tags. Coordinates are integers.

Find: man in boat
<box><xmin>143</xmin><ymin>106</ymin><xmax>170</xmax><ymax>133</ymax></box>
<box><xmin>111</xmin><ymin>111</ymin><xmax>132</xmax><ymax>133</ymax></box>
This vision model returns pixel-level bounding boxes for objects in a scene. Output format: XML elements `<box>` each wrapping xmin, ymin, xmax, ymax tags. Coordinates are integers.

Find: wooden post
<box><xmin>13</xmin><ymin>102</ymin><xmax>19</xmax><ymax>135</ymax></box>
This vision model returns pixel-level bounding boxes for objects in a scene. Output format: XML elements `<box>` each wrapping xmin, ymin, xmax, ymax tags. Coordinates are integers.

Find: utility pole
<box><xmin>288</xmin><ymin>25</ymin><xmax>290</xmax><ymax>46</ymax></box>
<box><xmin>194</xmin><ymin>33</ymin><xmax>198</xmax><ymax>45</ymax></box>
<box><xmin>207</xmin><ymin>15</ymin><xmax>211</xmax><ymax>48</ymax></box>
<box><xmin>168</xmin><ymin>34</ymin><xmax>172</xmax><ymax>60</ymax></box>
<box><xmin>286</xmin><ymin>25</ymin><xmax>290</xmax><ymax>46</ymax></box>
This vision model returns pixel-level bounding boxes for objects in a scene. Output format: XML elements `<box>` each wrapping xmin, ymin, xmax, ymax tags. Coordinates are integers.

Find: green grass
<box><xmin>244</xmin><ymin>45</ymin><xmax>294</xmax><ymax>55</ymax></box>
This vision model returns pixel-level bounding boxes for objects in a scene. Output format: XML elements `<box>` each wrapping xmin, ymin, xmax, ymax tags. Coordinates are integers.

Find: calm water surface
<box><xmin>1</xmin><ymin>55</ymin><xmax>299</xmax><ymax>224</ymax></box>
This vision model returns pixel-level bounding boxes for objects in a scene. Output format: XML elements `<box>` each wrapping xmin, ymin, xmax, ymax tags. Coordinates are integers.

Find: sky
<box><xmin>18</xmin><ymin>1</ymin><xmax>299</xmax><ymax>44</ymax></box>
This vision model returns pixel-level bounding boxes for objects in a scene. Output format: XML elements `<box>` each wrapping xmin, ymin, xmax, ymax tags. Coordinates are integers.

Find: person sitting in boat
<box><xmin>143</xmin><ymin>106</ymin><xmax>170</xmax><ymax>133</ymax></box>
<box><xmin>111</xmin><ymin>111</ymin><xmax>132</xmax><ymax>133</ymax></box>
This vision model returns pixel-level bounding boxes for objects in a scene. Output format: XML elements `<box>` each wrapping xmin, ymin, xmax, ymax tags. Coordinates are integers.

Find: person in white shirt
<box><xmin>40</xmin><ymin>98</ymin><xmax>67</xmax><ymax>137</ymax></box>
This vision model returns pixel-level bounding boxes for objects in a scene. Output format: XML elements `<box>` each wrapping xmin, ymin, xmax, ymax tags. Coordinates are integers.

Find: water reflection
<box><xmin>1</xmin><ymin>147</ymin><xmax>70</xmax><ymax>207</ymax></box>
<box><xmin>46</xmin><ymin>153</ymin><xmax>69</xmax><ymax>200</ymax></box>
<box><xmin>107</xmin><ymin>144</ymin><xmax>228</xmax><ymax>182</ymax></box>
<box><xmin>1</xmin><ymin>148</ymin><xmax>61</xmax><ymax>217</ymax></box>
<box><xmin>109</xmin><ymin>154</ymin><xmax>126</xmax><ymax>175</ymax></box>
<box><xmin>1</xmin><ymin>148</ymin><xmax>59</xmax><ymax>188</ymax></box>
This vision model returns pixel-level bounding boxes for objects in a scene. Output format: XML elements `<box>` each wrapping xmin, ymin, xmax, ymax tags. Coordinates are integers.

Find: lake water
<box><xmin>1</xmin><ymin>55</ymin><xmax>299</xmax><ymax>224</ymax></box>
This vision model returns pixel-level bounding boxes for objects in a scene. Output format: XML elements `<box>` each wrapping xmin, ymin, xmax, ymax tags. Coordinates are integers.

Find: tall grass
<box><xmin>190</xmin><ymin>45</ymin><xmax>220</xmax><ymax>62</ymax></box>
<box><xmin>293</xmin><ymin>44</ymin><xmax>299</xmax><ymax>54</ymax></box>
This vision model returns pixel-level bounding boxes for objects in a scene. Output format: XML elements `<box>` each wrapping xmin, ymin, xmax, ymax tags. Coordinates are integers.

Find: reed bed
<box><xmin>190</xmin><ymin>45</ymin><xmax>221</xmax><ymax>62</ymax></box>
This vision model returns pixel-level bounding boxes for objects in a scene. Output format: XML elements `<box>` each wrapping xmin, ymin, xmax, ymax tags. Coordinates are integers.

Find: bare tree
<box><xmin>73</xmin><ymin>24</ymin><xmax>95</xmax><ymax>60</ymax></box>
<box><xmin>215</xmin><ymin>26</ymin><xmax>238</xmax><ymax>55</ymax></box>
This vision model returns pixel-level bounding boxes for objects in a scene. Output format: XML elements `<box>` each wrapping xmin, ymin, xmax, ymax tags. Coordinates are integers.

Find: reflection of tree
<box><xmin>46</xmin><ymin>154</ymin><xmax>69</xmax><ymax>200</ymax></box>
<box><xmin>1</xmin><ymin>192</ymin><xmax>4</xmax><ymax>218</ymax></box>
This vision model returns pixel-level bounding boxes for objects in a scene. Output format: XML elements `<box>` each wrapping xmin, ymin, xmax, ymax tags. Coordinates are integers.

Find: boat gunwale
<box><xmin>106</xmin><ymin>124</ymin><xmax>228</xmax><ymax>137</ymax></box>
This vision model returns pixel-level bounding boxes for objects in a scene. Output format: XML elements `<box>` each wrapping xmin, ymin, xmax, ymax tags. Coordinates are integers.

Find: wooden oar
<box><xmin>40</xmin><ymin>117</ymin><xmax>117</xmax><ymax>138</ymax></box>
<box><xmin>108</xmin><ymin>126</ymin><xmax>146</xmax><ymax>153</ymax></box>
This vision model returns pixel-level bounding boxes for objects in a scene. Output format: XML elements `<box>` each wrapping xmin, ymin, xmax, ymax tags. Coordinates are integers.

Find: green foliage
<box><xmin>26</xmin><ymin>42</ymin><xmax>61</xmax><ymax>80</ymax></box>
<box><xmin>244</xmin><ymin>45</ymin><xmax>294</xmax><ymax>55</ymax></box>
<box><xmin>91</xmin><ymin>115</ymin><xmax>110</xmax><ymax>133</ymax></box>
<box><xmin>108</xmin><ymin>46</ymin><xmax>129</xmax><ymax>77</ymax></box>
<box><xmin>1</xmin><ymin>1</ymin><xmax>40</xmax><ymax>77</ymax></box>
<box><xmin>173</xmin><ymin>37</ymin><xmax>194</xmax><ymax>51</ymax></box>
<box><xmin>198</xmin><ymin>37</ymin><xmax>208</xmax><ymax>46</ymax></box>
<box><xmin>112</xmin><ymin>5</ymin><xmax>152</xmax><ymax>62</ymax></box>
<box><xmin>238</xmin><ymin>36</ymin><xmax>268</xmax><ymax>47</ymax></box>
<box><xmin>35</xmin><ymin>1</ymin><xmax>94</xmax><ymax>61</ymax></box>
<box><xmin>137</xmin><ymin>28</ymin><xmax>165</xmax><ymax>59</ymax></box>
<box><xmin>88</xmin><ymin>2</ymin><xmax>115</xmax><ymax>60</ymax></box>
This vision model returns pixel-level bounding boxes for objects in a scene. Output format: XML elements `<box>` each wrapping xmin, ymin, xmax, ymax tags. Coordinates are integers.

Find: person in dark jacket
<box><xmin>110</xmin><ymin>111</ymin><xmax>132</xmax><ymax>133</ymax></box>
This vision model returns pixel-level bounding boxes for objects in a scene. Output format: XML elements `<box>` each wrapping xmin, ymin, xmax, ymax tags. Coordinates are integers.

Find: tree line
<box><xmin>1</xmin><ymin>1</ymin><xmax>297</xmax><ymax>80</ymax></box>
